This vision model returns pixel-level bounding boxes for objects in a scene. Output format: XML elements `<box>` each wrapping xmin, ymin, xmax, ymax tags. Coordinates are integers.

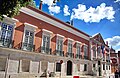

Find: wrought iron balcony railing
<box><xmin>55</xmin><ymin>50</ymin><xmax>64</xmax><ymax>56</ymax></box>
<box><xmin>0</xmin><ymin>38</ymin><xmax>13</xmax><ymax>48</ymax></box>
<box><xmin>75</xmin><ymin>54</ymin><xmax>82</xmax><ymax>59</ymax></box>
<box><xmin>22</xmin><ymin>42</ymin><xmax>35</xmax><ymax>51</ymax></box>
<box><xmin>66</xmin><ymin>52</ymin><xmax>74</xmax><ymax>58</ymax></box>
<box><xmin>41</xmin><ymin>46</ymin><xmax>52</xmax><ymax>54</ymax></box>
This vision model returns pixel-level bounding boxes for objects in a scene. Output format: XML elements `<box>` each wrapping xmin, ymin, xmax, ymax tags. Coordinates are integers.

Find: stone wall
<box><xmin>0</xmin><ymin>47</ymin><xmax>91</xmax><ymax>78</ymax></box>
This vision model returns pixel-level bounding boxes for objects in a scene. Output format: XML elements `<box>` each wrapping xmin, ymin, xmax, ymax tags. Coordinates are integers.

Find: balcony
<box><xmin>22</xmin><ymin>42</ymin><xmax>35</xmax><ymax>51</ymax></box>
<box><xmin>75</xmin><ymin>54</ymin><xmax>82</xmax><ymax>59</ymax></box>
<box><xmin>41</xmin><ymin>46</ymin><xmax>52</xmax><ymax>54</ymax></box>
<box><xmin>0</xmin><ymin>38</ymin><xmax>13</xmax><ymax>48</ymax></box>
<box><xmin>66</xmin><ymin>52</ymin><xmax>74</xmax><ymax>58</ymax></box>
<box><xmin>84</xmin><ymin>56</ymin><xmax>89</xmax><ymax>60</ymax></box>
<box><xmin>55</xmin><ymin>50</ymin><xmax>64</xmax><ymax>56</ymax></box>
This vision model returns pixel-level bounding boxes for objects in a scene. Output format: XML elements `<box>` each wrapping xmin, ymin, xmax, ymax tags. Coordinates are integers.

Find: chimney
<box><xmin>39</xmin><ymin>1</ymin><xmax>43</xmax><ymax>10</ymax></box>
<box><xmin>71</xmin><ymin>20</ymin><xmax>73</xmax><ymax>26</ymax></box>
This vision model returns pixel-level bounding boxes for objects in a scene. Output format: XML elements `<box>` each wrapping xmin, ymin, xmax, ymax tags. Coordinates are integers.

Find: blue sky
<box><xmin>33</xmin><ymin>0</ymin><xmax>120</xmax><ymax>52</ymax></box>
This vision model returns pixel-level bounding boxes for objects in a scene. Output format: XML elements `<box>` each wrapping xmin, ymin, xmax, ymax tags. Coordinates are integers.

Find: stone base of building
<box><xmin>0</xmin><ymin>47</ymin><xmax>110</xmax><ymax>78</ymax></box>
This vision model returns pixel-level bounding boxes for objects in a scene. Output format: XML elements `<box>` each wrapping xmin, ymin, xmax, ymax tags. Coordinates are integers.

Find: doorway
<box><xmin>67</xmin><ymin>60</ymin><xmax>72</xmax><ymax>75</ymax></box>
<box><xmin>98</xmin><ymin>61</ymin><xmax>101</xmax><ymax>76</ymax></box>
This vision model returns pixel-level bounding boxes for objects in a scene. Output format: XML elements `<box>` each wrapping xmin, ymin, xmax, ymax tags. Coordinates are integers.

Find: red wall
<box><xmin>14</xmin><ymin>11</ymin><xmax>89</xmax><ymax>58</ymax></box>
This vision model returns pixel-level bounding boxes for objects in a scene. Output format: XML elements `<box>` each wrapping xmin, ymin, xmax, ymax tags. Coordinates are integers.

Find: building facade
<box><xmin>110</xmin><ymin>49</ymin><xmax>120</xmax><ymax>74</ymax></box>
<box><xmin>90</xmin><ymin>33</ymin><xmax>111</xmax><ymax>77</ymax></box>
<box><xmin>0</xmin><ymin>6</ymin><xmax>111</xmax><ymax>78</ymax></box>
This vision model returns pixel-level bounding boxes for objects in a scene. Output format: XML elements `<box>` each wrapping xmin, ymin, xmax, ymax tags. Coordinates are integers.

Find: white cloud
<box><xmin>42</xmin><ymin>0</ymin><xmax>54</xmax><ymax>6</ymax></box>
<box><xmin>105</xmin><ymin>36</ymin><xmax>120</xmax><ymax>49</ymax></box>
<box><xmin>40</xmin><ymin>0</ymin><xmax>61</xmax><ymax>15</ymax></box>
<box><xmin>70</xmin><ymin>3</ymin><xmax>115</xmax><ymax>23</ymax></box>
<box><xmin>114</xmin><ymin>0</ymin><xmax>120</xmax><ymax>3</ymax></box>
<box><xmin>48</xmin><ymin>5</ymin><xmax>60</xmax><ymax>15</ymax></box>
<box><xmin>63</xmin><ymin>5</ymin><xmax>70</xmax><ymax>16</ymax></box>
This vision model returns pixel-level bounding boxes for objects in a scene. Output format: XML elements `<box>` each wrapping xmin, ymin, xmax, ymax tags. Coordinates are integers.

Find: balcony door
<box><xmin>22</xmin><ymin>30</ymin><xmax>34</xmax><ymax>51</ymax></box>
<box><xmin>41</xmin><ymin>35</ymin><xmax>50</xmax><ymax>53</ymax></box>
<box><xmin>0</xmin><ymin>23</ymin><xmax>13</xmax><ymax>47</ymax></box>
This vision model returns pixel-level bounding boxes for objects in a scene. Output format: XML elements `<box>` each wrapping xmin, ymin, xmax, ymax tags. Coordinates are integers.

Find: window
<box><xmin>0</xmin><ymin>57</ymin><xmax>6</xmax><ymax>71</ymax></box>
<box><xmin>68</xmin><ymin>40</ymin><xmax>73</xmax><ymax>53</ymax></box>
<box><xmin>93</xmin><ymin>64</ymin><xmax>95</xmax><ymax>67</ymax></box>
<box><xmin>84</xmin><ymin>45</ymin><xmax>88</xmax><ymax>59</ymax></box>
<box><xmin>76</xmin><ymin>43</ymin><xmax>81</xmax><ymax>55</ymax></box>
<box><xmin>56</xmin><ymin>35</ymin><xmax>64</xmax><ymax>56</ymax></box>
<box><xmin>22</xmin><ymin>30</ymin><xmax>34</xmax><ymax>51</ymax></box>
<box><xmin>106</xmin><ymin>65</ymin><xmax>108</xmax><ymax>70</ymax></box>
<box><xmin>103</xmin><ymin>64</ymin><xmax>105</xmax><ymax>70</ymax></box>
<box><xmin>56</xmin><ymin>38</ymin><xmax>63</xmax><ymax>51</ymax></box>
<box><xmin>109</xmin><ymin>66</ymin><xmax>110</xmax><ymax>70</ymax></box>
<box><xmin>84</xmin><ymin>64</ymin><xmax>87</xmax><ymax>71</ymax></box>
<box><xmin>93</xmin><ymin>46</ymin><xmax>96</xmax><ymax>58</ymax></box>
<box><xmin>41</xmin><ymin>29</ymin><xmax>52</xmax><ymax>53</ymax></box>
<box><xmin>0</xmin><ymin>22</ymin><xmax>13</xmax><ymax>47</ymax></box>
<box><xmin>21</xmin><ymin>59</ymin><xmax>30</xmax><ymax>72</ymax></box>
<box><xmin>97</xmin><ymin>46</ymin><xmax>101</xmax><ymax>55</ymax></box>
<box><xmin>42</xmin><ymin>34</ymin><xmax>50</xmax><ymax>53</ymax></box>
<box><xmin>22</xmin><ymin>23</ymin><xmax>37</xmax><ymax>51</ymax></box>
<box><xmin>56</xmin><ymin>63</ymin><xmax>61</xmax><ymax>72</ymax></box>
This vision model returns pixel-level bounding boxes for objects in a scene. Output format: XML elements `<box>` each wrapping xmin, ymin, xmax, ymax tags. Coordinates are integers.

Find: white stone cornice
<box><xmin>56</xmin><ymin>34</ymin><xmax>64</xmax><ymax>38</ymax></box>
<box><xmin>42</xmin><ymin>29</ymin><xmax>53</xmax><ymax>34</ymax></box>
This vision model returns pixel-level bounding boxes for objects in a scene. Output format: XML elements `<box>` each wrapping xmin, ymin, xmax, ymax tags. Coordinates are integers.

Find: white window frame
<box><xmin>83</xmin><ymin>44</ymin><xmax>88</xmax><ymax>57</ymax></box>
<box><xmin>0</xmin><ymin>17</ymin><xmax>18</xmax><ymax>39</ymax></box>
<box><xmin>41</xmin><ymin>29</ymin><xmax>53</xmax><ymax>53</ymax></box>
<box><xmin>22</xmin><ymin>23</ymin><xmax>37</xmax><ymax>51</ymax></box>
<box><xmin>92</xmin><ymin>46</ymin><xmax>96</xmax><ymax>58</ymax></box>
<box><xmin>76</xmin><ymin>41</ymin><xmax>81</xmax><ymax>55</ymax></box>
<box><xmin>0</xmin><ymin>16</ymin><xmax>18</xmax><ymax>47</ymax></box>
<box><xmin>67</xmin><ymin>38</ymin><xmax>74</xmax><ymax>53</ymax></box>
<box><xmin>56</xmin><ymin>34</ymin><xmax>64</xmax><ymax>51</ymax></box>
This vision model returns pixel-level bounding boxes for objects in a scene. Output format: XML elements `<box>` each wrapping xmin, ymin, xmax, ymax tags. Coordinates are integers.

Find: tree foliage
<box><xmin>0</xmin><ymin>0</ymin><xmax>35</xmax><ymax>20</ymax></box>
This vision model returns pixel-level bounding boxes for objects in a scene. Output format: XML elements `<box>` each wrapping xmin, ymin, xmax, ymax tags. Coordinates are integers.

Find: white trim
<box><xmin>56</xmin><ymin>34</ymin><xmax>64</xmax><ymax>38</ymax></box>
<box><xmin>24</xmin><ymin>22</ymin><xmax>38</xmax><ymax>29</ymax></box>
<box><xmin>56</xmin><ymin>36</ymin><xmax>63</xmax><ymax>51</ymax></box>
<box><xmin>20</xmin><ymin>7</ymin><xmax>89</xmax><ymax>41</ymax></box>
<box><xmin>41</xmin><ymin>32</ymin><xmax>51</xmax><ymax>53</ymax></box>
<box><xmin>67</xmin><ymin>40</ymin><xmax>73</xmax><ymax>53</ymax></box>
<box><xmin>68</xmin><ymin>38</ymin><xmax>74</xmax><ymax>42</ymax></box>
<box><xmin>76</xmin><ymin>41</ymin><xmax>81</xmax><ymax>44</ymax></box>
<box><xmin>22</xmin><ymin>23</ymin><xmax>36</xmax><ymax>44</ymax></box>
<box><xmin>42</xmin><ymin>29</ymin><xmax>53</xmax><ymax>34</ymax></box>
<box><xmin>3</xmin><ymin>15</ymin><xmax>19</xmax><ymax>23</ymax></box>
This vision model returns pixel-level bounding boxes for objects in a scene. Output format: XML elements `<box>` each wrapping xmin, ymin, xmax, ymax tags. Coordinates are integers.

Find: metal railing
<box><xmin>66</xmin><ymin>52</ymin><xmax>74</xmax><ymax>58</ymax></box>
<box><xmin>55</xmin><ymin>50</ymin><xmax>64</xmax><ymax>56</ymax></box>
<box><xmin>41</xmin><ymin>46</ymin><xmax>52</xmax><ymax>54</ymax></box>
<box><xmin>22</xmin><ymin>42</ymin><xmax>35</xmax><ymax>51</ymax></box>
<box><xmin>75</xmin><ymin>54</ymin><xmax>82</xmax><ymax>59</ymax></box>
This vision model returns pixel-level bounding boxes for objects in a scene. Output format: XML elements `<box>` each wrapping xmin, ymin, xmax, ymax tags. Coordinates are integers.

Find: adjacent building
<box><xmin>0</xmin><ymin>6</ymin><xmax>111</xmax><ymax>78</ymax></box>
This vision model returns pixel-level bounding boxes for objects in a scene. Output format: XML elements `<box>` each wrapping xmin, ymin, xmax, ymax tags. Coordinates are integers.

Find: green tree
<box><xmin>0</xmin><ymin>0</ymin><xmax>35</xmax><ymax>20</ymax></box>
